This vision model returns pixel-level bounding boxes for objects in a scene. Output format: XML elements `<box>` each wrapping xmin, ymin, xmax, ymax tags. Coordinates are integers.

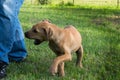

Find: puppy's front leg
<box><xmin>58</xmin><ymin>62</ymin><xmax>65</xmax><ymax>76</ymax></box>
<box><xmin>50</xmin><ymin>52</ymin><xmax>71</xmax><ymax>76</ymax></box>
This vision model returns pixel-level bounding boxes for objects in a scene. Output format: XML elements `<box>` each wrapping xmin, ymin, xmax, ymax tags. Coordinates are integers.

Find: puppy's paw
<box><xmin>80</xmin><ymin>64</ymin><xmax>83</xmax><ymax>68</ymax></box>
<box><xmin>50</xmin><ymin>66</ymin><xmax>58</xmax><ymax>76</ymax></box>
<box><xmin>76</xmin><ymin>63</ymin><xmax>83</xmax><ymax>68</ymax></box>
<box><xmin>58</xmin><ymin>71</ymin><xmax>65</xmax><ymax>77</ymax></box>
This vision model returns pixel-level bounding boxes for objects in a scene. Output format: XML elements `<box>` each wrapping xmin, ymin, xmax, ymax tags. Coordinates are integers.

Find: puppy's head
<box><xmin>25</xmin><ymin>20</ymin><xmax>53</xmax><ymax>45</ymax></box>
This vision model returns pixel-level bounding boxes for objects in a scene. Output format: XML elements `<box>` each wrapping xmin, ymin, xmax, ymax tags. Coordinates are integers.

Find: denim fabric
<box><xmin>0</xmin><ymin>0</ymin><xmax>27</xmax><ymax>63</ymax></box>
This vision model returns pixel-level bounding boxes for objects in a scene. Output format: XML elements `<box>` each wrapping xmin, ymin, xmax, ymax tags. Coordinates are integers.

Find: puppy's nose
<box><xmin>24</xmin><ymin>32</ymin><xmax>29</xmax><ymax>38</ymax></box>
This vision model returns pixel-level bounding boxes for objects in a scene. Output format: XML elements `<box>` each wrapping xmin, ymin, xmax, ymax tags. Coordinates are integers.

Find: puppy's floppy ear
<box><xmin>41</xmin><ymin>27</ymin><xmax>53</xmax><ymax>40</ymax></box>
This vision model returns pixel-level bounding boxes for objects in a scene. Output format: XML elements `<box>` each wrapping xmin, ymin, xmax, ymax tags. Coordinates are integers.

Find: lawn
<box><xmin>5</xmin><ymin>5</ymin><xmax>120</xmax><ymax>80</ymax></box>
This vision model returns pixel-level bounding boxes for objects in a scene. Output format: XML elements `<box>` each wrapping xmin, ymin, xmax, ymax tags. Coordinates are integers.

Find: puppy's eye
<box><xmin>33</xmin><ymin>29</ymin><xmax>38</xmax><ymax>33</ymax></box>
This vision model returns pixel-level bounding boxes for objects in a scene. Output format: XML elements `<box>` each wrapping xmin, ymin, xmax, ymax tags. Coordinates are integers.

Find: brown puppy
<box><xmin>25</xmin><ymin>20</ymin><xmax>83</xmax><ymax>76</ymax></box>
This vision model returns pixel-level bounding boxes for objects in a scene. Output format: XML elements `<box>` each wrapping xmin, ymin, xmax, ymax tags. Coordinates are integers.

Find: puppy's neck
<box><xmin>49</xmin><ymin>24</ymin><xmax>63</xmax><ymax>42</ymax></box>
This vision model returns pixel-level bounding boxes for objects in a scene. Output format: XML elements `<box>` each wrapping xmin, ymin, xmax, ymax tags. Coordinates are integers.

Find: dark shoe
<box><xmin>9</xmin><ymin>55</ymin><xmax>28</xmax><ymax>63</ymax></box>
<box><xmin>0</xmin><ymin>61</ymin><xmax>8</xmax><ymax>79</ymax></box>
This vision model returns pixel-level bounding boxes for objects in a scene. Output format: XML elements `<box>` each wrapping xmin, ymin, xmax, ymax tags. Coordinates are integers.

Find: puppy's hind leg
<box><xmin>76</xmin><ymin>45</ymin><xmax>83</xmax><ymax>68</ymax></box>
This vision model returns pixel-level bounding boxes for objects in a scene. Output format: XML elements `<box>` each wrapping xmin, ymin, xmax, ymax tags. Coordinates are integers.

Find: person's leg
<box><xmin>8</xmin><ymin>0</ymin><xmax>27</xmax><ymax>62</ymax></box>
<box><xmin>0</xmin><ymin>0</ymin><xmax>14</xmax><ymax>64</ymax></box>
<box><xmin>0</xmin><ymin>0</ymin><xmax>26</xmax><ymax>79</ymax></box>
<box><xmin>0</xmin><ymin>0</ymin><xmax>16</xmax><ymax>78</ymax></box>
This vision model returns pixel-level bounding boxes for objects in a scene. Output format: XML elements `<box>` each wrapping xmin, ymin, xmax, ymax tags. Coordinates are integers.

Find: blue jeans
<box><xmin>0</xmin><ymin>0</ymin><xmax>27</xmax><ymax>64</ymax></box>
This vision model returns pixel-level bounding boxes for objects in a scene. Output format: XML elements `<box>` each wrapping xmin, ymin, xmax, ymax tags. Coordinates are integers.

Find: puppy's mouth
<box><xmin>34</xmin><ymin>39</ymin><xmax>42</xmax><ymax>45</ymax></box>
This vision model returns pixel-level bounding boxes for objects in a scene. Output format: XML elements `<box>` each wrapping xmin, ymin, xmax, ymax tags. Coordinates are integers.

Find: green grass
<box><xmin>5</xmin><ymin>5</ymin><xmax>120</xmax><ymax>80</ymax></box>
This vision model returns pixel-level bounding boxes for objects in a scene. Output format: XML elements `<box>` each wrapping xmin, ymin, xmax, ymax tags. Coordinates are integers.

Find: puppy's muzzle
<box><xmin>24</xmin><ymin>32</ymin><xmax>42</xmax><ymax>45</ymax></box>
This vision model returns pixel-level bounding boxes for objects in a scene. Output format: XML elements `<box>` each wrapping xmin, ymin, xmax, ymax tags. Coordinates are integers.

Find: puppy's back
<box><xmin>64</xmin><ymin>25</ymin><xmax>81</xmax><ymax>40</ymax></box>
